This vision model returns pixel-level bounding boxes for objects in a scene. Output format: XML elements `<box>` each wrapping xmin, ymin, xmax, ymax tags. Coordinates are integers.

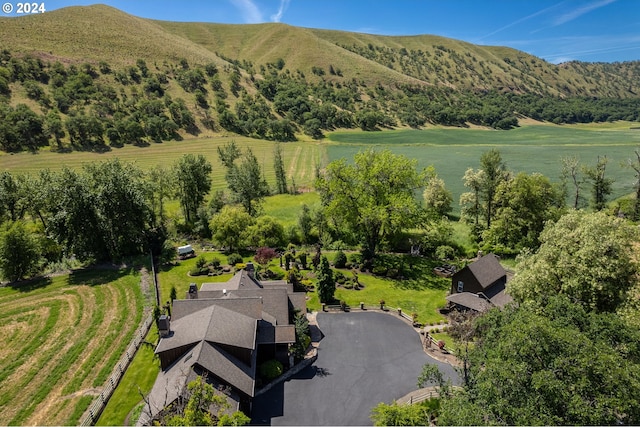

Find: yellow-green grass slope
<box><xmin>0</xmin><ymin>267</ymin><xmax>147</xmax><ymax>425</ymax></box>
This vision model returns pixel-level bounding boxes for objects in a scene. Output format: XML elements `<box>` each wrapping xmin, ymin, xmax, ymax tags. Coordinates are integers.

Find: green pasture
<box><xmin>96</xmin><ymin>325</ymin><xmax>160</xmax><ymax>426</ymax></box>
<box><xmin>0</xmin><ymin>137</ymin><xmax>324</xmax><ymax>193</ymax></box>
<box><xmin>262</xmin><ymin>192</ymin><xmax>320</xmax><ymax>226</ymax></box>
<box><xmin>328</xmin><ymin>124</ymin><xmax>640</xmax><ymax>209</ymax></box>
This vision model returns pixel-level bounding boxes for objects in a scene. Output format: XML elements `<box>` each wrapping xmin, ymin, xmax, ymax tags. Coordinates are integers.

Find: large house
<box><xmin>445</xmin><ymin>253</ymin><xmax>513</xmax><ymax>312</ymax></box>
<box><xmin>140</xmin><ymin>263</ymin><xmax>306</xmax><ymax>423</ymax></box>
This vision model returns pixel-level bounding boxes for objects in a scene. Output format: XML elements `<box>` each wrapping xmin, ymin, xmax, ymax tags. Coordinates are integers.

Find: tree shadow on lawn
<box><xmin>373</xmin><ymin>254</ymin><xmax>451</xmax><ymax>291</ymax></box>
<box><xmin>392</xmin><ymin>277</ymin><xmax>450</xmax><ymax>291</ymax></box>
<box><xmin>8</xmin><ymin>276</ymin><xmax>53</xmax><ymax>293</ymax></box>
<box><xmin>67</xmin><ymin>266</ymin><xmax>137</xmax><ymax>287</ymax></box>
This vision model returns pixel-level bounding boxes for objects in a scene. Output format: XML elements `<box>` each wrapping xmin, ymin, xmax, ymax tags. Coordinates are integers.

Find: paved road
<box><xmin>251</xmin><ymin>311</ymin><xmax>459</xmax><ymax>426</ymax></box>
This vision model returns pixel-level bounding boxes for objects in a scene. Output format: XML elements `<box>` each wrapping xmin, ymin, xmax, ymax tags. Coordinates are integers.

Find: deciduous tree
<box><xmin>173</xmin><ymin>154</ymin><xmax>212</xmax><ymax>224</ymax></box>
<box><xmin>0</xmin><ymin>221</ymin><xmax>41</xmax><ymax>282</ymax></box>
<box><xmin>508</xmin><ymin>210</ymin><xmax>638</xmax><ymax>313</ymax></box>
<box><xmin>315</xmin><ymin>149</ymin><xmax>425</xmax><ymax>257</ymax></box>
<box><xmin>209</xmin><ymin>205</ymin><xmax>254</xmax><ymax>252</ymax></box>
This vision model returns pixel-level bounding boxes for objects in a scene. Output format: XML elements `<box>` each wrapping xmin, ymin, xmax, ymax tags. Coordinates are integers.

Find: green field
<box><xmin>328</xmin><ymin>123</ymin><xmax>640</xmax><ymax>208</ymax></box>
<box><xmin>0</xmin><ymin>137</ymin><xmax>325</xmax><ymax>193</ymax></box>
<box><xmin>0</xmin><ymin>267</ymin><xmax>148</xmax><ymax>425</ymax></box>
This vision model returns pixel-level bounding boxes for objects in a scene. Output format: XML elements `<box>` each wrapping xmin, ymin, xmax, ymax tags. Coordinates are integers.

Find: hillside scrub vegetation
<box><xmin>1</xmin><ymin>46</ymin><xmax>640</xmax><ymax>152</ymax></box>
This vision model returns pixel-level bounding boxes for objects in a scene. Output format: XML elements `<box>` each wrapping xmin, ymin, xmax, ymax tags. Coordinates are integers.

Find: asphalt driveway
<box><xmin>251</xmin><ymin>311</ymin><xmax>459</xmax><ymax>426</ymax></box>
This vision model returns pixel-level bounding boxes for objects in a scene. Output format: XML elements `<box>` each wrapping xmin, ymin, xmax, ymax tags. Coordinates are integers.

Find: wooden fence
<box><xmin>79</xmin><ymin>257</ymin><xmax>157</xmax><ymax>426</ymax></box>
<box><xmin>79</xmin><ymin>313</ymin><xmax>154</xmax><ymax>426</ymax></box>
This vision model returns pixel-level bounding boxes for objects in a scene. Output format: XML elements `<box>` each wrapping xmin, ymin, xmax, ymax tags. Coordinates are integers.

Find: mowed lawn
<box><xmin>0</xmin><ymin>268</ymin><xmax>147</xmax><ymax>426</ymax></box>
<box><xmin>0</xmin><ymin>137</ymin><xmax>325</xmax><ymax>192</ymax></box>
<box><xmin>328</xmin><ymin>123</ymin><xmax>640</xmax><ymax>209</ymax></box>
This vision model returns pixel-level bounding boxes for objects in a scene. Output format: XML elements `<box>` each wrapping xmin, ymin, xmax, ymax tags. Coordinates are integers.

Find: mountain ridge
<box><xmin>1</xmin><ymin>4</ymin><xmax>639</xmax><ymax>98</ymax></box>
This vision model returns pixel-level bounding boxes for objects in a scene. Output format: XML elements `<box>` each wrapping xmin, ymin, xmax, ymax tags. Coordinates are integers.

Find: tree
<box><xmin>173</xmin><ymin>154</ymin><xmax>212</xmax><ymax>224</ymax></box>
<box><xmin>626</xmin><ymin>149</ymin><xmax>640</xmax><ymax>220</ymax></box>
<box><xmin>221</xmin><ymin>148</ymin><xmax>270</xmax><ymax>216</ymax></box>
<box><xmin>47</xmin><ymin>167</ymin><xmax>106</xmax><ymax>260</ymax></box>
<box><xmin>423</xmin><ymin>166</ymin><xmax>453</xmax><ymax>218</ymax></box>
<box><xmin>560</xmin><ymin>155</ymin><xmax>586</xmax><ymax>209</ymax></box>
<box><xmin>459</xmin><ymin>168</ymin><xmax>485</xmax><ymax>238</ymax></box>
<box><xmin>297</xmin><ymin>204</ymin><xmax>313</xmax><ymax>244</ymax></box>
<box><xmin>84</xmin><ymin>159</ymin><xmax>152</xmax><ymax>259</ymax></box>
<box><xmin>482</xmin><ymin>172</ymin><xmax>564</xmax><ymax>252</ymax></box>
<box><xmin>209</xmin><ymin>205</ymin><xmax>254</xmax><ymax>252</ymax></box>
<box><xmin>508</xmin><ymin>211</ymin><xmax>639</xmax><ymax>313</ymax></box>
<box><xmin>162</xmin><ymin>376</ymin><xmax>249</xmax><ymax>426</ymax></box>
<box><xmin>479</xmin><ymin>148</ymin><xmax>508</xmax><ymax>228</ymax></box>
<box><xmin>316</xmin><ymin>255</ymin><xmax>335</xmax><ymax>304</ymax></box>
<box><xmin>0</xmin><ymin>221</ymin><xmax>41</xmax><ymax>281</ymax></box>
<box><xmin>254</xmin><ymin>247</ymin><xmax>278</xmax><ymax>268</ymax></box>
<box><xmin>316</xmin><ymin>149</ymin><xmax>426</xmax><ymax>257</ymax></box>
<box><xmin>439</xmin><ymin>296</ymin><xmax>640</xmax><ymax>426</ymax></box>
<box><xmin>147</xmin><ymin>165</ymin><xmax>174</xmax><ymax>222</ymax></box>
<box><xmin>246</xmin><ymin>216</ymin><xmax>285</xmax><ymax>248</ymax></box>
<box><xmin>584</xmin><ymin>155</ymin><xmax>613</xmax><ymax>211</ymax></box>
<box><xmin>273</xmin><ymin>143</ymin><xmax>288</xmax><ymax>194</ymax></box>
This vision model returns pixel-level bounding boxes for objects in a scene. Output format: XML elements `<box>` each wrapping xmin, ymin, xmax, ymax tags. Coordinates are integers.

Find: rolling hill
<box><xmin>0</xmin><ymin>4</ymin><xmax>639</xmax><ymax>153</ymax></box>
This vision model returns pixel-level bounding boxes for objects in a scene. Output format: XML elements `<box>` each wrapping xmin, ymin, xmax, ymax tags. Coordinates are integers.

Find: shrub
<box><xmin>227</xmin><ymin>253</ymin><xmax>243</xmax><ymax>266</ymax></box>
<box><xmin>372</xmin><ymin>265</ymin><xmax>387</xmax><ymax>276</ymax></box>
<box><xmin>435</xmin><ymin>245</ymin><xmax>456</xmax><ymax>261</ymax></box>
<box><xmin>334</xmin><ymin>250</ymin><xmax>347</xmax><ymax>268</ymax></box>
<box><xmin>210</xmin><ymin>257</ymin><xmax>221</xmax><ymax>268</ymax></box>
<box><xmin>348</xmin><ymin>252</ymin><xmax>362</xmax><ymax>265</ymax></box>
<box><xmin>334</xmin><ymin>270</ymin><xmax>346</xmax><ymax>284</ymax></box>
<box><xmin>195</xmin><ymin>255</ymin><xmax>207</xmax><ymax>269</ymax></box>
<box><xmin>259</xmin><ymin>359</ymin><xmax>283</xmax><ymax>381</ymax></box>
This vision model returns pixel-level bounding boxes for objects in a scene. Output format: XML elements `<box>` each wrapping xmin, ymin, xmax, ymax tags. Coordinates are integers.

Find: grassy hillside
<box><xmin>1</xmin><ymin>4</ymin><xmax>638</xmax><ymax>97</ymax></box>
<box><xmin>0</xmin><ymin>5</ymin><xmax>223</xmax><ymax>67</ymax></box>
<box><xmin>0</xmin><ymin>5</ymin><xmax>639</xmax><ymax>155</ymax></box>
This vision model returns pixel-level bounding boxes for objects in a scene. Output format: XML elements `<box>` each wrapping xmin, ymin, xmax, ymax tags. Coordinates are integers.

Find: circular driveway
<box><xmin>251</xmin><ymin>311</ymin><xmax>459</xmax><ymax>425</ymax></box>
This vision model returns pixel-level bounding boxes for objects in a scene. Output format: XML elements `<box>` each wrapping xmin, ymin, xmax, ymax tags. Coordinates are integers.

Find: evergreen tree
<box><xmin>316</xmin><ymin>255</ymin><xmax>335</xmax><ymax>304</ymax></box>
<box><xmin>273</xmin><ymin>143</ymin><xmax>288</xmax><ymax>194</ymax></box>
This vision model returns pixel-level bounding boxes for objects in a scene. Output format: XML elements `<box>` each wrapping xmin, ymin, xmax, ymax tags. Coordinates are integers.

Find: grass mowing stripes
<box><xmin>0</xmin><ymin>268</ymin><xmax>146</xmax><ymax>425</ymax></box>
<box><xmin>8</xmin><ymin>287</ymin><xmax>107</xmax><ymax>425</ymax></box>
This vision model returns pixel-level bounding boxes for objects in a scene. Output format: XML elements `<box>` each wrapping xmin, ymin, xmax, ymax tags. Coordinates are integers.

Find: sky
<box><xmin>4</xmin><ymin>0</ymin><xmax>640</xmax><ymax>63</ymax></box>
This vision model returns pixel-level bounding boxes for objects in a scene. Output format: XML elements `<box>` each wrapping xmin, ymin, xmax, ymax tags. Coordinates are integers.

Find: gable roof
<box><xmin>156</xmin><ymin>304</ymin><xmax>257</xmax><ymax>354</ymax></box>
<box><xmin>457</xmin><ymin>253</ymin><xmax>506</xmax><ymax>289</ymax></box>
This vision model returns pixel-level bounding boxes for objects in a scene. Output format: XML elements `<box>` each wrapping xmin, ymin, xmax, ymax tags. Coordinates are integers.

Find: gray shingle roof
<box><xmin>446</xmin><ymin>292</ymin><xmax>492</xmax><ymax>312</ymax></box>
<box><xmin>466</xmin><ymin>253</ymin><xmax>506</xmax><ymax>289</ymax></box>
<box><xmin>156</xmin><ymin>304</ymin><xmax>257</xmax><ymax>354</ymax></box>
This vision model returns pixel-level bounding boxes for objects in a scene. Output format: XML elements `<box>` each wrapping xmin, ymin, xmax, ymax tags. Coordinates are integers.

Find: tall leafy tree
<box><xmin>0</xmin><ymin>171</ymin><xmax>25</xmax><ymax>221</ymax></box>
<box><xmin>508</xmin><ymin>211</ymin><xmax>638</xmax><ymax>313</ymax></box>
<box><xmin>440</xmin><ymin>296</ymin><xmax>640</xmax><ymax>426</ymax></box>
<box><xmin>483</xmin><ymin>172</ymin><xmax>564</xmax><ymax>252</ymax></box>
<box><xmin>626</xmin><ymin>149</ymin><xmax>640</xmax><ymax>220</ymax></box>
<box><xmin>47</xmin><ymin>167</ymin><xmax>105</xmax><ymax>260</ymax></box>
<box><xmin>0</xmin><ymin>221</ymin><xmax>41</xmax><ymax>282</ymax></box>
<box><xmin>220</xmin><ymin>147</ymin><xmax>270</xmax><ymax>216</ymax></box>
<box><xmin>84</xmin><ymin>159</ymin><xmax>152</xmax><ymax>259</ymax></box>
<box><xmin>316</xmin><ymin>149</ymin><xmax>426</xmax><ymax>257</ymax></box>
<box><xmin>459</xmin><ymin>168</ymin><xmax>485</xmax><ymax>238</ymax></box>
<box><xmin>209</xmin><ymin>205</ymin><xmax>254</xmax><ymax>252</ymax></box>
<box><xmin>316</xmin><ymin>255</ymin><xmax>335</xmax><ymax>304</ymax></box>
<box><xmin>479</xmin><ymin>148</ymin><xmax>508</xmax><ymax>228</ymax></box>
<box><xmin>273</xmin><ymin>142</ymin><xmax>288</xmax><ymax>194</ymax></box>
<box><xmin>423</xmin><ymin>165</ymin><xmax>453</xmax><ymax>218</ymax></box>
<box><xmin>147</xmin><ymin>165</ymin><xmax>174</xmax><ymax>221</ymax></box>
<box><xmin>173</xmin><ymin>154</ymin><xmax>212</xmax><ymax>223</ymax></box>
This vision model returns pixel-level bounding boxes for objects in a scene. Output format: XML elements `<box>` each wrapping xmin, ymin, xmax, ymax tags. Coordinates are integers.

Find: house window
<box><xmin>457</xmin><ymin>281</ymin><xmax>464</xmax><ymax>292</ymax></box>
